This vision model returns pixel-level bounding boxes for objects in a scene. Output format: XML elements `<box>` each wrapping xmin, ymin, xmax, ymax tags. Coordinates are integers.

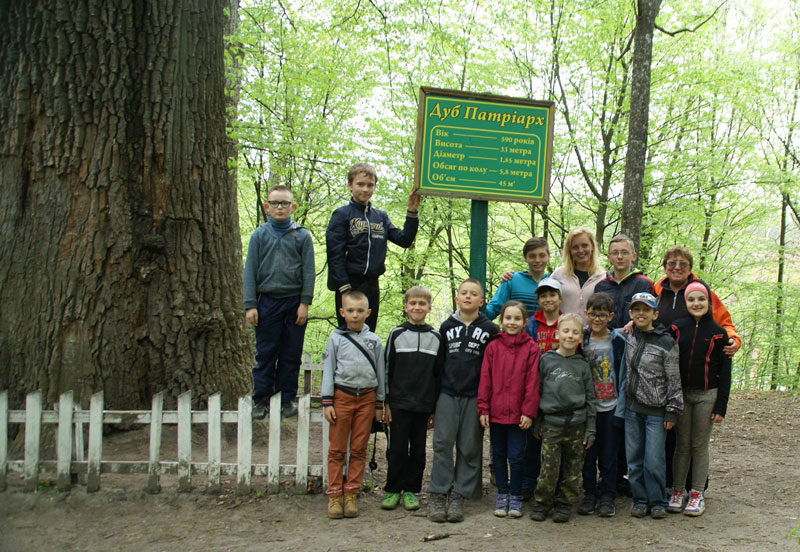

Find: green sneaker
<box><xmin>381</xmin><ymin>492</ymin><xmax>401</xmax><ymax>510</ymax></box>
<box><xmin>402</xmin><ymin>492</ymin><xmax>420</xmax><ymax>511</ymax></box>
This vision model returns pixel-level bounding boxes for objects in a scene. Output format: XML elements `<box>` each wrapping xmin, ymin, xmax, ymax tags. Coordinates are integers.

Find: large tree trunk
<box><xmin>0</xmin><ymin>1</ymin><xmax>250</xmax><ymax>409</ymax></box>
<box><xmin>621</xmin><ymin>0</ymin><xmax>661</xmax><ymax>252</ymax></box>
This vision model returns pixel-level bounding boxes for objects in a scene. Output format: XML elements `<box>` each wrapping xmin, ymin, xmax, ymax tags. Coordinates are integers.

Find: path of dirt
<box><xmin>1</xmin><ymin>391</ymin><xmax>798</xmax><ymax>551</ymax></box>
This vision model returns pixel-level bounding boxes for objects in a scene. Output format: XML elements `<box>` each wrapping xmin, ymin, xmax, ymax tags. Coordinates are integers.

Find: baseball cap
<box><xmin>536</xmin><ymin>278</ymin><xmax>562</xmax><ymax>294</ymax></box>
<box><xmin>630</xmin><ymin>292</ymin><xmax>657</xmax><ymax>310</ymax></box>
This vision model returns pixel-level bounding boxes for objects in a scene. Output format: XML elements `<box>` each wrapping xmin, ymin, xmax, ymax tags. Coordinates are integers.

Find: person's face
<box><xmin>608</xmin><ymin>241</ymin><xmax>637</xmax><ymax>273</ymax></box>
<box><xmin>339</xmin><ymin>296</ymin><xmax>371</xmax><ymax>331</ymax></box>
<box><xmin>501</xmin><ymin>306</ymin><xmax>525</xmax><ymax>335</ymax></box>
<box><xmin>525</xmin><ymin>247</ymin><xmax>550</xmax><ymax>275</ymax></box>
<box><xmin>686</xmin><ymin>290</ymin><xmax>709</xmax><ymax>320</ymax></box>
<box><xmin>665</xmin><ymin>255</ymin><xmax>692</xmax><ymax>288</ymax></box>
<box><xmin>537</xmin><ymin>289</ymin><xmax>562</xmax><ymax>314</ymax></box>
<box><xmin>585</xmin><ymin>307</ymin><xmax>613</xmax><ymax>334</ymax></box>
<box><xmin>629</xmin><ymin>303</ymin><xmax>658</xmax><ymax>330</ymax></box>
<box><xmin>455</xmin><ymin>282</ymin><xmax>484</xmax><ymax>313</ymax></box>
<box><xmin>347</xmin><ymin>172</ymin><xmax>376</xmax><ymax>205</ymax></box>
<box><xmin>557</xmin><ymin>319</ymin><xmax>582</xmax><ymax>351</ymax></box>
<box><xmin>570</xmin><ymin>233</ymin><xmax>594</xmax><ymax>268</ymax></box>
<box><xmin>264</xmin><ymin>189</ymin><xmax>296</xmax><ymax>222</ymax></box>
<box><xmin>404</xmin><ymin>296</ymin><xmax>432</xmax><ymax>325</ymax></box>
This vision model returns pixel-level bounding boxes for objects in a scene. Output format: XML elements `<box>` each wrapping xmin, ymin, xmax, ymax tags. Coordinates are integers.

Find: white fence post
<box><xmin>267</xmin><ymin>393</ymin><xmax>282</xmax><ymax>494</ymax></box>
<box><xmin>23</xmin><ymin>391</ymin><xmax>42</xmax><ymax>492</ymax></box>
<box><xmin>177</xmin><ymin>391</ymin><xmax>192</xmax><ymax>492</ymax></box>
<box><xmin>294</xmin><ymin>394</ymin><xmax>310</xmax><ymax>493</ymax></box>
<box><xmin>0</xmin><ymin>390</ymin><xmax>7</xmax><ymax>491</ymax></box>
<box><xmin>147</xmin><ymin>392</ymin><xmax>164</xmax><ymax>494</ymax></box>
<box><xmin>322</xmin><ymin>417</ymin><xmax>329</xmax><ymax>490</ymax></box>
<box><xmin>87</xmin><ymin>391</ymin><xmax>104</xmax><ymax>492</ymax></box>
<box><xmin>207</xmin><ymin>393</ymin><xmax>221</xmax><ymax>494</ymax></box>
<box><xmin>56</xmin><ymin>391</ymin><xmax>74</xmax><ymax>491</ymax></box>
<box><xmin>237</xmin><ymin>396</ymin><xmax>252</xmax><ymax>495</ymax></box>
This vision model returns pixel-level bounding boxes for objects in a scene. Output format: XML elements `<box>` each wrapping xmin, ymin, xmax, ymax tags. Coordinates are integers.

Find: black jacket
<box><xmin>669</xmin><ymin>286</ymin><xmax>732</xmax><ymax>416</ymax></box>
<box><xmin>384</xmin><ymin>322</ymin><xmax>444</xmax><ymax>412</ymax></box>
<box><xmin>439</xmin><ymin>311</ymin><xmax>500</xmax><ymax>397</ymax></box>
<box><xmin>594</xmin><ymin>270</ymin><xmax>655</xmax><ymax>328</ymax></box>
<box><xmin>325</xmin><ymin>199</ymin><xmax>418</xmax><ymax>292</ymax></box>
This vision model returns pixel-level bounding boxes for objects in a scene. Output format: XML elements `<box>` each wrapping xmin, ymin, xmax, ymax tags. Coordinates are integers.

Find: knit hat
<box><xmin>685</xmin><ymin>281</ymin><xmax>709</xmax><ymax>299</ymax></box>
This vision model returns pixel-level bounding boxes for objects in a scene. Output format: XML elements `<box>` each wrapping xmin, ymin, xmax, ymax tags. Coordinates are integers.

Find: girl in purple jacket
<box><xmin>478</xmin><ymin>301</ymin><xmax>541</xmax><ymax>518</ymax></box>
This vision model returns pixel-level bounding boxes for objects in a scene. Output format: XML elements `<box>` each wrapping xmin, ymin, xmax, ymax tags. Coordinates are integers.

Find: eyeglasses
<box><xmin>666</xmin><ymin>260</ymin><xmax>690</xmax><ymax>268</ymax></box>
<box><xmin>586</xmin><ymin>312</ymin><xmax>609</xmax><ymax>320</ymax></box>
<box><xmin>267</xmin><ymin>200</ymin><xmax>292</xmax><ymax>208</ymax></box>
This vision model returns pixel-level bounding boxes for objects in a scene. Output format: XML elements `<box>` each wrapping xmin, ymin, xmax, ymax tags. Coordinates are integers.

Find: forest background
<box><xmin>231</xmin><ymin>0</ymin><xmax>800</xmax><ymax>392</ymax></box>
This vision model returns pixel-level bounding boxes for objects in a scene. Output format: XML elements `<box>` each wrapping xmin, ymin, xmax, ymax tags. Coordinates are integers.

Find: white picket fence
<box><xmin>0</xmin><ymin>388</ymin><xmax>330</xmax><ymax>495</ymax></box>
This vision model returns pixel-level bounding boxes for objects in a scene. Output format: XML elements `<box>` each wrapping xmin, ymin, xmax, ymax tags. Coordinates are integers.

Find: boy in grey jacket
<box><xmin>530</xmin><ymin>313</ymin><xmax>597</xmax><ymax>523</ymax></box>
<box><xmin>614</xmin><ymin>292</ymin><xmax>683</xmax><ymax>519</ymax></box>
<box><xmin>243</xmin><ymin>185</ymin><xmax>315</xmax><ymax>420</ymax></box>
<box><xmin>322</xmin><ymin>291</ymin><xmax>385</xmax><ymax>519</ymax></box>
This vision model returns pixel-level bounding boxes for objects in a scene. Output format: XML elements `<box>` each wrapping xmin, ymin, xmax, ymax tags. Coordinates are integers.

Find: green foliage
<box><xmin>228</xmin><ymin>0</ymin><xmax>800</xmax><ymax>390</ymax></box>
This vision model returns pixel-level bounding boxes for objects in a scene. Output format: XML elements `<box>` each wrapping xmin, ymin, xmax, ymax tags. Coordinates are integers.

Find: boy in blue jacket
<box><xmin>243</xmin><ymin>185</ymin><xmax>315</xmax><ymax>420</ymax></box>
<box><xmin>325</xmin><ymin>162</ymin><xmax>420</xmax><ymax>333</ymax></box>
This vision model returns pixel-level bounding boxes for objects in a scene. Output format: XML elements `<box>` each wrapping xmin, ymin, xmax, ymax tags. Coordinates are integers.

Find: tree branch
<box><xmin>654</xmin><ymin>1</ymin><xmax>726</xmax><ymax>37</ymax></box>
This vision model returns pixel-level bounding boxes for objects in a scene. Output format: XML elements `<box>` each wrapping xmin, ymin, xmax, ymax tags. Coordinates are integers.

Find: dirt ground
<box><xmin>1</xmin><ymin>391</ymin><xmax>799</xmax><ymax>552</ymax></box>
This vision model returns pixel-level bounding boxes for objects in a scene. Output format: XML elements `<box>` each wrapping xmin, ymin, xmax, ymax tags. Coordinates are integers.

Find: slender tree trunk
<box><xmin>0</xmin><ymin>1</ymin><xmax>250</xmax><ymax>409</ymax></box>
<box><xmin>621</xmin><ymin>0</ymin><xmax>662</xmax><ymax>252</ymax></box>
<box><xmin>771</xmin><ymin>195</ymin><xmax>788</xmax><ymax>390</ymax></box>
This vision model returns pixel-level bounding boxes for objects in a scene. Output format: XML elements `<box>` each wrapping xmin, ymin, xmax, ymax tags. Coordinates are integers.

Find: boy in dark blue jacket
<box><xmin>381</xmin><ymin>286</ymin><xmax>444</xmax><ymax>512</ymax></box>
<box><xmin>243</xmin><ymin>185</ymin><xmax>315</xmax><ymax>420</ymax></box>
<box><xmin>325</xmin><ymin>162</ymin><xmax>420</xmax><ymax>333</ymax></box>
<box><xmin>594</xmin><ymin>234</ymin><xmax>655</xmax><ymax>329</ymax></box>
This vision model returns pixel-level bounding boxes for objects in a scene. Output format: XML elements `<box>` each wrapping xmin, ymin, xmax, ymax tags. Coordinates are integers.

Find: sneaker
<box><xmin>428</xmin><ymin>493</ymin><xmax>447</xmax><ymax>523</ymax></box>
<box><xmin>494</xmin><ymin>493</ymin><xmax>509</xmax><ymax>517</ymax></box>
<box><xmin>683</xmin><ymin>490</ymin><xmax>705</xmax><ymax>517</ymax></box>
<box><xmin>343</xmin><ymin>492</ymin><xmax>358</xmax><ymax>518</ymax></box>
<box><xmin>597</xmin><ymin>499</ymin><xmax>616</xmax><ymax>518</ymax></box>
<box><xmin>252</xmin><ymin>401</ymin><xmax>269</xmax><ymax>420</ymax></box>
<box><xmin>381</xmin><ymin>492</ymin><xmax>401</xmax><ymax>510</ymax></box>
<box><xmin>650</xmin><ymin>505</ymin><xmax>667</xmax><ymax>519</ymax></box>
<box><xmin>327</xmin><ymin>495</ymin><xmax>343</xmax><ymax>519</ymax></box>
<box><xmin>508</xmin><ymin>495</ymin><xmax>523</xmax><ymax>518</ymax></box>
<box><xmin>667</xmin><ymin>488</ymin><xmax>687</xmax><ymax>513</ymax></box>
<box><xmin>552</xmin><ymin>504</ymin><xmax>571</xmax><ymax>523</ymax></box>
<box><xmin>577</xmin><ymin>494</ymin><xmax>596</xmax><ymax>515</ymax></box>
<box><xmin>402</xmin><ymin>491</ymin><xmax>420</xmax><ymax>511</ymax></box>
<box><xmin>281</xmin><ymin>400</ymin><xmax>298</xmax><ymax>418</ymax></box>
<box><xmin>446</xmin><ymin>493</ymin><xmax>465</xmax><ymax>522</ymax></box>
<box><xmin>630</xmin><ymin>503</ymin><xmax>648</xmax><ymax>518</ymax></box>
<box><xmin>529</xmin><ymin>504</ymin><xmax>547</xmax><ymax>521</ymax></box>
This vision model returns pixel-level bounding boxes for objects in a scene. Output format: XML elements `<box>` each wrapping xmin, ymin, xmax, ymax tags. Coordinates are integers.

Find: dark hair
<box><xmin>342</xmin><ymin>290</ymin><xmax>369</xmax><ymax>307</ymax></box>
<box><xmin>586</xmin><ymin>292</ymin><xmax>614</xmax><ymax>312</ymax></box>
<box><xmin>267</xmin><ymin>184</ymin><xmax>292</xmax><ymax>196</ymax></box>
<box><xmin>500</xmin><ymin>300</ymin><xmax>529</xmax><ymax>322</ymax></box>
<box><xmin>459</xmin><ymin>277</ymin><xmax>484</xmax><ymax>295</ymax></box>
<box><xmin>523</xmin><ymin>237</ymin><xmax>549</xmax><ymax>257</ymax></box>
<box><xmin>347</xmin><ymin>162</ymin><xmax>378</xmax><ymax>184</ymax></box>
<box><xmin>662</xmin><ymin>246</ymin><xmax>693</xmax><ymax>269</ymax></box>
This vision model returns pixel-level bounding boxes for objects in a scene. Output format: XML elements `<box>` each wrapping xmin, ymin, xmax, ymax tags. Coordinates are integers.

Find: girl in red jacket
<box><xmin>478</xmin><ymin>301</ymin><xmax>541</xmax><ymax>518</ymax></box>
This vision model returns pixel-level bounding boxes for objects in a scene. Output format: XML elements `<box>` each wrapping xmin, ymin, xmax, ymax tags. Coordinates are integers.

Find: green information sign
<box><xmin>414</xmin><ymin>87</ymin><xmax>554</xmax><ymax>205</ymax></box>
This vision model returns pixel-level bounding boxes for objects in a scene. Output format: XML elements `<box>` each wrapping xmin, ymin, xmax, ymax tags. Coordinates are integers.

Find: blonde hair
<box><xmin>404</xmin><ymin>285</ymin><xmax>433</xmax><ymax>304</ymax></box>
<box><xmin>561</xmin><ymin>227</ymin><xmax>602</xmax><ymax>277</ymax></box>
<box><xmin>557</xmin><ymin>312</ymin><xmax>584</xmax><ymax>330</ymax></box>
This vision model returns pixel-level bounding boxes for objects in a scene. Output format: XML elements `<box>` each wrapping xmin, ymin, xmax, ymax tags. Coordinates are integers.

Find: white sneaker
<box><xmin>666</xmin><ymin>488</ymin><xmax>687</xmax><ymax>513</ymax></box>
<box><xmin>683</xmin><ymin>490</ymin><xmax>705</xmax><ymax>516</ymax></box>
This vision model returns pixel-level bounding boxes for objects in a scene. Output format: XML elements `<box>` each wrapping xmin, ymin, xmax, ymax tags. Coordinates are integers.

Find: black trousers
<box><xmin>335</xmin><ymin>275</ymin><xmax>380</xmax><ymax>333</ymax></box>
<box><xmin>385</xmin><ymin>408</ymin><xmax>429</xmax><ymax>493</ymax></box>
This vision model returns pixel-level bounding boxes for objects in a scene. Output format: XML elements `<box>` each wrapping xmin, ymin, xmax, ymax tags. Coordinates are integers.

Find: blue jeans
<box><xmin>252</xmin><ymin>295</ymin><xmax>306</xmax><ymax>405</ymax></box>
<box><xmin>489</xmin><ymin>423</ymin><xmax>527</xmax><ymax>496</ymax></box>
<box><xmin>625</xmin><ymin>410</ymin><xmax>667</xmax><ymax>508</ymax></box>
<box><xmin>521</xmin><ymin>430</ymin><xmax>541</xmax><ymax>492</ymax></box>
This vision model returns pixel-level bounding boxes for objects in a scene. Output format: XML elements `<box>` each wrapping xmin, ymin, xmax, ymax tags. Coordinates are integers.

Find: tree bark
<box><xmin>0</xmin><ymin>1</ymin><xmax>250</xmax><ymax>409</ymax></box>
<box><xmin>621</xmin><ymin>0</ymin><xmax>662</xmax><ymax>252</ymax></box>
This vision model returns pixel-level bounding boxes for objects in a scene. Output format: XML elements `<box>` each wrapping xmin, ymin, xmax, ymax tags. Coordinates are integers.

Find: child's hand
<box><xmin>245</xmin><ymin>308</ymin><xmax>258</xmax><ymax>327</ymax></box>
<box><xmin>427</xmin><ymin>414</ymin><xmax>435</xmax><ymax>429</ymax></box>
<box><xmin>500</xmin><ymin>270</ymin><xmax>514</xmax><ymax>283</ymax></box>
<box><xmin>384</xmin><ymin>405</ymin><xmax>392</xmax><ymax>425</ymax></box>
<box><xmin>407</xmin><ymin>192</ymin><xmax>421</xmax><ymax>211</ymax></box>
<box><xmin>374</xmin><ymin>408</ymin><xmax>384</xmax><ymax>422</ymax></box>
<box><xmin>711</xmin><ymin>413</ymin><xmax>724</xmax><ymax>423</ymax></box>
<box><xmin>324</xmin><ymin>406</ymin><xmax>336</xmax><ymax>424</ymax></box>
<box><xmin>479</xmin><ymin>414</ymin><xmax>489</xmax><ymax>429</ymax></box>
<box><xmin>663</xmin><ymin>420</ymin><xmax>675</xmax><ymax>430</ymax></box>
<box><xmin>622</xmin><ymin>320</ymin><xmax>634</xmax><ymax>334</ymax></box>
<box><xmin>295</xmin><ymin>303</ymin><xmax>308</xmax><ymax>326</ymax></box>
<box><xmin>519</xmin><ymin>415</ymin><xmax>532</xmax><ymax>430</ymax></box>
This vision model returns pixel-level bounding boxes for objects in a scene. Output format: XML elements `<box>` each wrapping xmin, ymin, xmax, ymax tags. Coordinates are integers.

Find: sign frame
<box><xmin>413</xmin><ymin>87</ymin><xmax>555</xmax><ymax>205</ymax></box>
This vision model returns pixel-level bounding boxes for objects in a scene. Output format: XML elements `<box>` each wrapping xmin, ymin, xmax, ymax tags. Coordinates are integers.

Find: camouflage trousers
<box><xmin>533</xmin><ymin>422</ymin><xmax>585</xmax><ymax>510</ymax></box>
